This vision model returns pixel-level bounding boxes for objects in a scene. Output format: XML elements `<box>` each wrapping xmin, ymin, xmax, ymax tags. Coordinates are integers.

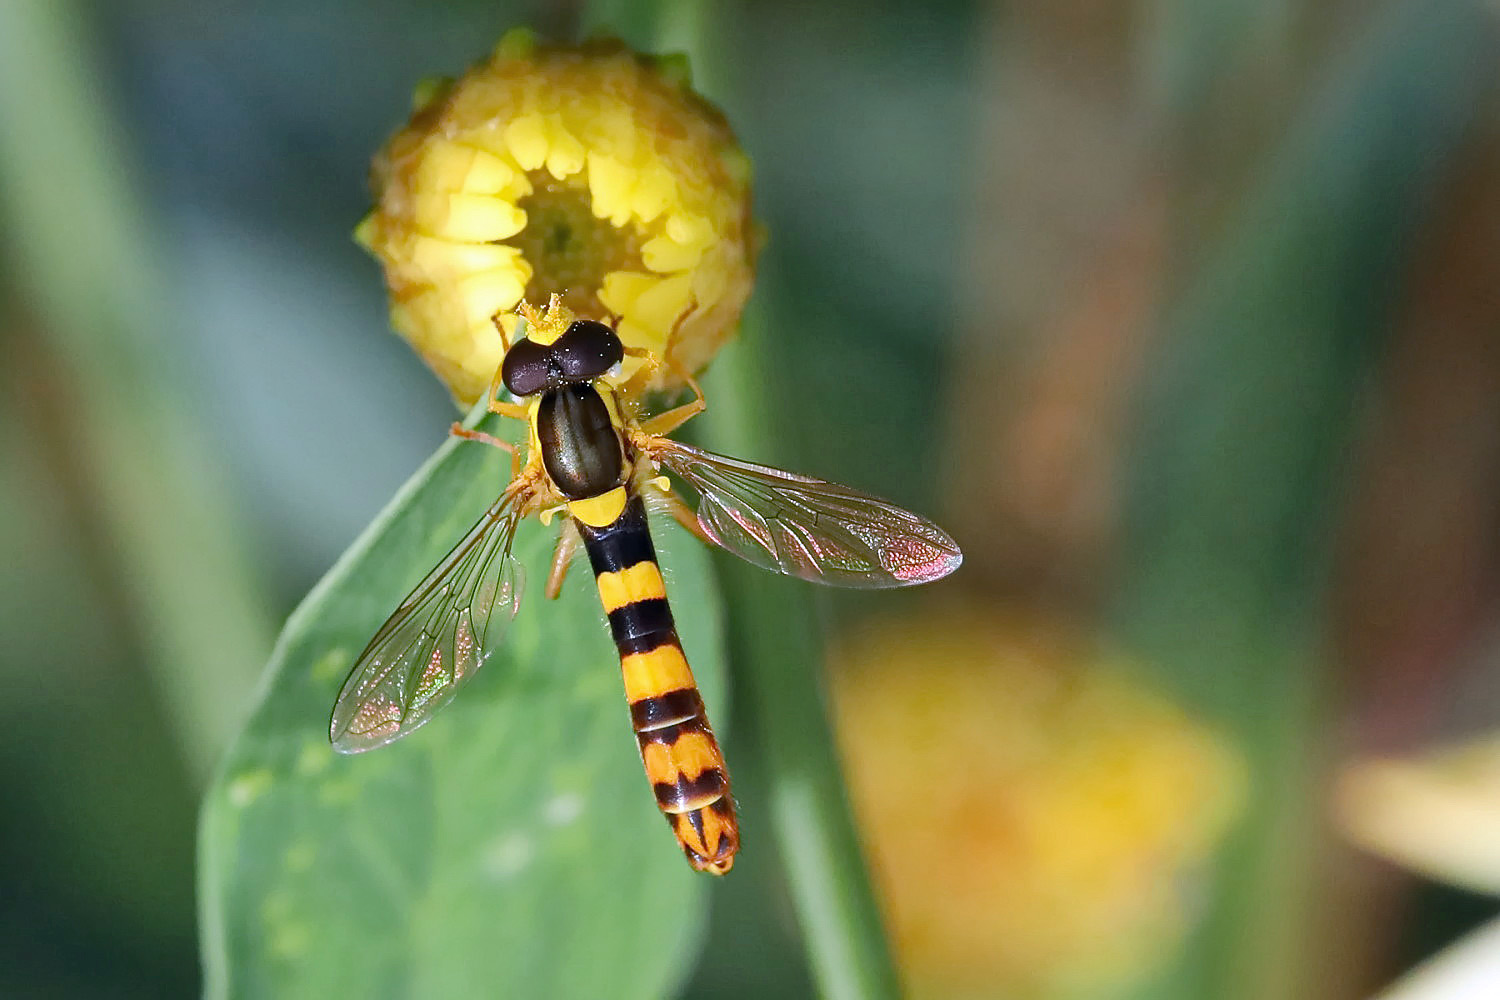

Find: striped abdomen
<box><xmin>576</xmin><ymin>495</ymin><xmax>739</xmax><ymax>874</ymax></box>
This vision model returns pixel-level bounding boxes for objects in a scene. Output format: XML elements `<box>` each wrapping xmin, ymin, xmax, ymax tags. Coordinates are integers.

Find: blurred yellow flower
<box><xmin>357</xmin><ymin>30</ymin><xmax>757</xmax><ymax>406</ymax></box>
<box><xmin>829</xmin><ymin>605</ymin><xmax>1244</xmax><ymax>1000</ymax></box>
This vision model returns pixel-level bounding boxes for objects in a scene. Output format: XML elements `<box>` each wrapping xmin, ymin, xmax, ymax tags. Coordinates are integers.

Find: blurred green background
<box><xmin>4</xmin><ymin>0</ymin><xmax>1500</xmax><ymax>997</ymax></box>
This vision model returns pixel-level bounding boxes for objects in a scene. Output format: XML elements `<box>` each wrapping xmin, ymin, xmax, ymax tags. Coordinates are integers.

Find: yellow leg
<box><xmin>544</xmin><ymin>523</ymin><xmax>581</xmax><ymax>600</ymax></box>
<box><xmin>625</xmin><ymin>347</ymin><xmax>706</xmax><ymax>437</ymax></box>
<box><xmin>450</xmin><ymin>423</ymin><xmax>521</xmax><ymax>480</ymax></box>
<box><xmin>488</xmin><ymin>398</ymin><xmax>529</xmax><ymax>420</ymax></box>
<box><xmin>490</xmin><ymin>310</ymin><xmax>515</xmax><ymax>352</ymax></box>
<box><xmin>478</xmin><ymin>307</ymin><xmax>534</xmax><ymax>421</ymax></box>
<box><xmin>652</xmin><ymin>480</ymin><xmax>716</xmax><ymax>548</ymax></box>
<box><xmin>639</xmin><ymin>375</ymin><xmax>706</xmax><ymax>437</ymax></box>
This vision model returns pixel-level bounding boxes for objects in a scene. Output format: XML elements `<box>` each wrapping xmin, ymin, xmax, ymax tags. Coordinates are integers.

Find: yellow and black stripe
<box><xmin>577</xmin><ymin>494</ymin><xmax>739</xmax><ymax>874</ymax></box>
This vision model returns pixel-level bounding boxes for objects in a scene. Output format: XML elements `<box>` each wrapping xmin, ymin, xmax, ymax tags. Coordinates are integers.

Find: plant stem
<box><xmin>700</xmin><ymin>326</ymin><xmax>903</xmax><ymax>1000</ymax></box>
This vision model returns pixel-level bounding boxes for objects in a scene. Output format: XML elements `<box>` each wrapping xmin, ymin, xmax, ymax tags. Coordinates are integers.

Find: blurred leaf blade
<box><xmin>199</xmin><ymin>409</ymin><xmax>727</xmax><ymax>999</ymax></box>
<box><xmin>0</xmin><ymin>0</ymin><xmax>273</xmax><ymax>780</ymax></box>
<box><xmin>1117</xmin><ymin>1</ymin><xmax>1496</xmax><ymax>998</ymax></box>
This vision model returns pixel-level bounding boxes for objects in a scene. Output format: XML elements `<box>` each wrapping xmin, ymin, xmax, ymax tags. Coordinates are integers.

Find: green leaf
<box><xmin>199</xmin><ymin>408</ymin><xmax>727</xmax><ymax>999</ymax></box>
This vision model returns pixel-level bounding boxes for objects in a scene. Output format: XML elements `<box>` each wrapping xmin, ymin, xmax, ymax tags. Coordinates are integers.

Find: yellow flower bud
<box><xmin>358</xmin><ymin>32</ymin><xmax>758</xmax><ymax>406</ymax></box>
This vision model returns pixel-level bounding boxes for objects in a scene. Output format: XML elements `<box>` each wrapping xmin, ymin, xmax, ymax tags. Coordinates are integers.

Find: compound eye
<box><xmin>554</xmin><ymin>320</ymin><xmax>624</xmax><ymax>380</ymax></box>
<box><xmin>501</xmin><ymin>339</ymin><xmax>551</xmax><ymax>396</ymax></box>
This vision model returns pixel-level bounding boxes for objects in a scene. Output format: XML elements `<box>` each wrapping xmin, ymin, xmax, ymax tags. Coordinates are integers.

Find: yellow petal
<box><xmin>690</xmin><ymin>255</ymin><xmax>729</xmax><ymax>305</ymax></box>
<box><xmin>458</xmin><ymin>269</ymin><xmax>526</xmax><ymax>328</ymax></box>
<box><xmin>352</xmin><ymin>212</ymin><xmax>378</xmax><ymax>250</ymax></box>
<box><xmin>544</xmin><ymin>125</ymin><xmax>586</xmax><ymax>179</ymax></box>
<box><xmin>414</xmin><ymin>192</ymin><xmax>526</xmax><ymax>242</ymax></box>
<box><xmin>629</xmin><ymin>272</ymin><xmax>694</xmax><ymax>335</ymax></box>
<box><xmin>640</xmin><ymin>233</ymin><xmax>703</xmax><ymax>273</ymax></box>
<box><xmin>599</xmin><ymin>270</ymin><xmax>659</xmax><ymax>316</ymax></box>
<box><xmin>408</xmin><ymin>236</ymin><xmax>523</xmax><ymax>278</ymax></box>
<box><xmin>502</xmin><ymin>115</ymin><xmax>549</xmax><ymax>170</ymax></box>
<box><xmin>415</xmin><ymin>145</ymin><xmax>482</xmax><ymax>194</ymax></box>
<box><xmin>666</xmin><ymin>212</ymin><xmax>714</xmax><ymax>249</ymax></box>
<box><xmin>588</xmin><ymin>105</ymin><xmax>639</xmax><ymax>165</ymax></box>
<box><xmin>629</xmin><ymin>163</ymin><xmax>676</xmax><ymax>224</ymax></box>
<box><xmin>615</xmin><ymin>317</ymin><xmax>665</xmax><ymax>359</ymax></box>
<box><xmin>458</xmin><ymin>147</ymin><xmax>520</xmax><ymax>195</ymax></box>
<box><xmin>585</xmin><ymin>151</ymin><xmax>634</xmax><ymax>222</ymax></box>
<box><xmin>397</xmin><ymin>286</ymin><xmax>463</xmax><ymax>344</ymax></box>
<box><xmin>496</xmin><ymin>312</ymin><xmax>521</xmax><ymax>343</ymax></box>
<box><xmin>459</xmin><ymin>332</ymin><xmax>506</xmax><ymax>385</ymax></box>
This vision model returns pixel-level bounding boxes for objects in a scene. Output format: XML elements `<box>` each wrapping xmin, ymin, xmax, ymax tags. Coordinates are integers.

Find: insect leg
<box><xmin>650</xmin><ymin>479</ymin><xmax>716</xmax><ymax>548</ymax></box>
<box><xmin>477</xmin><ymin>316</ymin><xmax>531</xmax><ymax>421</ymax></box>
<box><xmin>488</xmin><ymin>398</ymin><xmax>529</xmax><ymax>420</ymax></box>
<box><xmin>635</xmin><ymin>361</ymin><xmax>707</xmax><ymax>438</ymax></box>
<box><xmin>489</xmin><ymin>310</ymin><xmax>515</xmax><ymax>352</ymax></box>
<box><xmin>450</xmin><ymin>423</ymin><xmax>522</xmax><ymax>480</ymax></box>
<box><xmin>544</xmin><ymin>522</ymin><xmax>581</xmax><ymax>600</ymax></box>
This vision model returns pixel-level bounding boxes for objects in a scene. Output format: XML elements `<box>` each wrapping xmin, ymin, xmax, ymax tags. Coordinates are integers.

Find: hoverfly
<box><xmin>329</xmin><ymin>296</ymin><xmax>962</xmax><ymax>874</ymax></box>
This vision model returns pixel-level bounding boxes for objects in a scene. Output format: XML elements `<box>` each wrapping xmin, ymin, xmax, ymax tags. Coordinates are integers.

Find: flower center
<box><xmin>505</xmin><ymin>172</ymin><xmax>645</xmax><ymax>318</ymax></box>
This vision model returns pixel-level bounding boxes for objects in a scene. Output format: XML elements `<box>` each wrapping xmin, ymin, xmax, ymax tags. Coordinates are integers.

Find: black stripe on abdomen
<box><xmin>607</xmin><ymin>597</ymin><xmax>674</xmax><ymax>648</ymax></box>
<box><xmin>579</xmin><ymin>495</ymin><xmax>655</xmax><ymax>574</ymax></box>
<box><xmin>630</xmin><ymin>688</ymin><xmax>706</xmax><ymax>730</ymax></box>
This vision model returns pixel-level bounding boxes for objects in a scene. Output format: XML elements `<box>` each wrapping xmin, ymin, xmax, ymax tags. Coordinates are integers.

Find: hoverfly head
<box><xmin>552</xmin><ymin>319</ymin><xmax>624</xmax><ymax>382</ymax></box>
<box><xmin>500</xmin><ymin>338</ymin><xmax>551</xmax><ymax>397</ymax></box>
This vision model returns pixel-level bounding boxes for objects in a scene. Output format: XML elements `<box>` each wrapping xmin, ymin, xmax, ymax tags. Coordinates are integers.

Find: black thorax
<box><xmin>535</xmin><ymin>382</ymin><xmax>627</xmax><ymax>500</ymax></box>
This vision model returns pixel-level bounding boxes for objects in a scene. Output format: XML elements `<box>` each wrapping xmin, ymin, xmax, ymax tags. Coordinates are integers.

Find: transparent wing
<box><xmin>329</xmin><ymin>494</ymin><xmax>526</xmax><ymax>753</ymax></box>
<box><xmin>646</xmin><ymin>438</ymin><xmax>962</xmax><ymax>588</ymax></box>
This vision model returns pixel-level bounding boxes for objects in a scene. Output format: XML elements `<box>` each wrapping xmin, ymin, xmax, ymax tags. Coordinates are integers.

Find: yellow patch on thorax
<box><xmin>568</xmin><ymin>486</ymin><xmax>628</xmax><ymax>527</ymax></box>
